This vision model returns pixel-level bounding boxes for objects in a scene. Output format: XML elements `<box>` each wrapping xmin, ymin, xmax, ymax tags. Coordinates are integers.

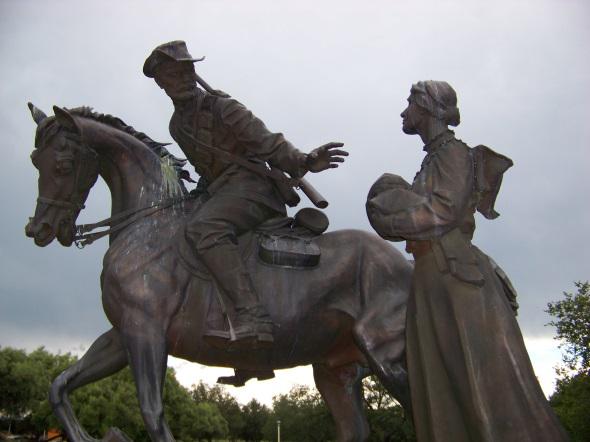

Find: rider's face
<box><xmin>154</xmin><ymin>61</ymin><xmax>198</xmax><ymax>100</ymax></box>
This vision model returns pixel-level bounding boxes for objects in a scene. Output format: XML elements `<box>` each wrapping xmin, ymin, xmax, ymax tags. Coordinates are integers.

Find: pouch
<box><xmin>435</xmin><ymin>228</ymin><xmax>484</xmax><ymax>286</ymax></box>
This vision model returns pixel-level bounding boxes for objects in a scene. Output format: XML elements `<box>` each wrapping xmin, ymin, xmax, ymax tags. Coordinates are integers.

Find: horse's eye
<box><xmin>56</xmin><ymin>159</ymin><xmax>74</xmax><ymax>175</ymax></box>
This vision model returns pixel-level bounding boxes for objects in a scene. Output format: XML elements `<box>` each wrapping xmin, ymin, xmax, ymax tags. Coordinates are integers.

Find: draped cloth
<box><xmin>407</xmin><ymin>247</ymin><xmax>567</xmax><ymax>441</ymax></box>
<box><xmin>366</xmin><ymin>131</ymin><xmax>568</xmax><ymax>441</ymax></box>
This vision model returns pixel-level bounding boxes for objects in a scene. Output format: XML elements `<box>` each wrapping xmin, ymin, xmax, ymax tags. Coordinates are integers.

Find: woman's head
<box><xmin>409</xmin><ymin>81</ymin><xmax>460</xmax><ymax>127</ymax></box>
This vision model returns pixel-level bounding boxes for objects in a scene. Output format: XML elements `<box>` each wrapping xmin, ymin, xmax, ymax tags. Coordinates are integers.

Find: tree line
<box><xmin>0</xmin><ymin>347</ymin><xmax>413</xmax><ymax>441</ymax></box>
<box><xmin>1</xmin><ymin>281</ymin><xmax>588</xmax><ymax>441</ymax></box>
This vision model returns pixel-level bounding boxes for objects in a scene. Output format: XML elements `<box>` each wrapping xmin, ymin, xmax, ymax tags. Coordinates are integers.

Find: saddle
<box><xmin>175</xmin><ymin>207</ymin><xmax>328</xmax><ymax>356</ymax></box>
<box><xmin>176</xmin><ymin>207</ymin><xmax>328</xmax><ymax>278</ymax></box>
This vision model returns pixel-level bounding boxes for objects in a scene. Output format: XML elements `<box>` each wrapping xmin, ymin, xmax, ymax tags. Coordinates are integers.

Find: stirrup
<box><xmin>203</xmin><ymin>324</ymin><xmax>274</xmax><ymax>350</ymax></box>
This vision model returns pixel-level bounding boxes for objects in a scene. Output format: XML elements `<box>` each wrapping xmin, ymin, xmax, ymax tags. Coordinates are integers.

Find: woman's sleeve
<box><xmin>366</xmin><ymin>144</ymin><xmax>473</xmax><ymax>240</ymax></box>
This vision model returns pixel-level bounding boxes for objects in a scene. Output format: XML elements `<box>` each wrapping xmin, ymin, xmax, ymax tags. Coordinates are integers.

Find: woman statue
<box><xmin>366</xmin><ymin>81</ymin><xmax>568</xmax><ymax>441</ymax></box>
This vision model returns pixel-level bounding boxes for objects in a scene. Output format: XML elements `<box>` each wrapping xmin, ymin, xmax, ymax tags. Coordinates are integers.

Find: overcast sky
<box><xmin>0</xmin><ymin>0</ymin><xmax>588</xmax><ymax>405</ymax></box>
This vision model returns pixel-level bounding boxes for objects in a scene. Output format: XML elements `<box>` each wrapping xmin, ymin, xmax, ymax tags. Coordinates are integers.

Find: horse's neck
<box><xmin>82</xmin><ymin>120</ymin><xmax>167</xmax><ymax>215</ymax></box>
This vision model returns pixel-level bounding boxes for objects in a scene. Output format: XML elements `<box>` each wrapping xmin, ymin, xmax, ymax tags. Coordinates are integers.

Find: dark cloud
<box><xmin>1</xmin><ymin>0</ymin><xmax>588</xmax><ymax>364</ymax></box>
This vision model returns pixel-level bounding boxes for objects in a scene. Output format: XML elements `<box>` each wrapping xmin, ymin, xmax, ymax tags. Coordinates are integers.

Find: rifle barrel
<box><xmin>298</xmin><ymin>178</ymin><xmax>328</xmax><ymax>209</ymax></box>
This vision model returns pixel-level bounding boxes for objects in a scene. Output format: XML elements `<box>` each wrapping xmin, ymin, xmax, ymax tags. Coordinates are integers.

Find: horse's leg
<box><xmin>365</xmin><ymin>355</ymin><xmax>412</xmax><ymax>421</ymax></box>
<box><xmin>50</xmin><ymin>328</ymin><xmax>128</xmax><ymax>442</ymax></box>
<box><xmin>313</xmin><ymin>362</ymin><xmax>370</xmax><ymax>442</ymax></box>
<box><xmin>123</xmin><ymin>320</ymin><xmax>174</xmax><ymax>442</ymax></box>
<box><xmin>354</xmin><ymin>312</ymin><xmax>412</xmax><ymax>417</ymax></box>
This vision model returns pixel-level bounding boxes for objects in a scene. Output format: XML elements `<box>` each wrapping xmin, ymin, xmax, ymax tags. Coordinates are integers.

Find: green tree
<box><xmin>546</xmin><ymin>281</ymin><xmax>590</xmax><ymax>374</ymax></box>
<box><xmin>191</xmin><ymin>380</ymin><xmax>243</xmax><ymax>440</ymax></box>
<box><xmin>0</xmin><ymin>347</ymin><xmax>229</xmax><ymax>441</ymax></box>
<box><xmin>265</xmin><ymin>385</ymin><xmax>333</xmax><ymax>442</ymax></box>
<box><xmin>240</xmin><ymin>398</ymin><xmax>270</xmax><ymax>442</ymax></box>
<box><xmin>547</xmin><ymin>281</ymin><xmax>590</xmax><ymax>442</ymax></box>
<box><xmin>0</xmin><ymin>346</ymin><xmax>37</xmax><ymax>421</ymax></box>
<box><xmin>549</xmin><ymin>372</ymin><xmax>590</xmax><ymax>442</ymax></box>
<box><xmin>165</xmin><ymin>369</ymin><xmax>228</xmax><ymax>441</ymax></box>
<box><xmin>66</xmin><ymin>368</ymin><xmax>146</xmax><ymax>440</ymax></box>
<box><xmin>362</xmin><ymin>376</ymin><xmax>415</xmax><ymax>442</ymax></box>
<box><xmin>0</xmin><ymin>346</ymin><xmax>74</xmax><ymax>434</ymax></box>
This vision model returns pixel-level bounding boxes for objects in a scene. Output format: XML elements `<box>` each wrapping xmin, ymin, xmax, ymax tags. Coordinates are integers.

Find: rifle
<box><xmin>192</xmin><ymin>74</ymin><xmax>328</xmax><ymax>208</ymax></box>
<box><xmin>181</xmin><ymin>129</ymin><xmax>328</xmax><ymax>209</ymax></box>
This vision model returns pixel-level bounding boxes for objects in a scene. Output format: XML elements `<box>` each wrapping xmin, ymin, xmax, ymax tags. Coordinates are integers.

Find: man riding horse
<box><xmin>144</xmin><ymin>40</ymin><xmax>348</xmax><ymax>347</ymax></box>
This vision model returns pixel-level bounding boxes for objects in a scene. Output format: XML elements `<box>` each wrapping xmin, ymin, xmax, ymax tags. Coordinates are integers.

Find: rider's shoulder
<box><xmin>211</xmin><ymin>95</ymin><xmax>250</xmax><ymax>121</ymax></box>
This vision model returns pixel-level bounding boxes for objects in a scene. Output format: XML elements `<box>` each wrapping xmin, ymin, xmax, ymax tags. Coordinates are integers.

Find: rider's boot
<box><xmin>199</xmin><ymin>244</ymin><xmax>274</xmax><ymax>346</ymax></box>
<box><xmin>217</xmin><ymin>368</ymin><xmax>276</xmax><ymax>387</ymax></box>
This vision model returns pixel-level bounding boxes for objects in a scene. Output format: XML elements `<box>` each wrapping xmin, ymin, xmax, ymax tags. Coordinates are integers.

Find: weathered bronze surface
<box><xmin>366</xmin><ymin>81</ymin><xmax>568</xmax><ymax>441</ymax></box>
<box><xmin>145</xmin><ymin>40</ymin><xmax>349</xmax><ymax>347</ymax></box>
<box><xmin>25</xmin><ymin>103</ymin><xmax>412</xmax><ymax>441</ymax></box>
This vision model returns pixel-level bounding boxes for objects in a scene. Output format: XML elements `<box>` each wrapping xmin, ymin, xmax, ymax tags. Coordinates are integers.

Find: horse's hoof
<box><xmin>102</xmin><ymin>427</ymin><xmax>132</xmax><ymax>442</ymax></box>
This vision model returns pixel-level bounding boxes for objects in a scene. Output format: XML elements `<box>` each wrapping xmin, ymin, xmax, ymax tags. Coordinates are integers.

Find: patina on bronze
<box><xmin>25</xmin><ymin>104</ymin><xmax>412</xmax><ymax>442</ymax></box>
<box><xmin>143</xmin><ymin>40</ymin><xmax>348</xmax><ymax>347</ymax></box>
<box><xmin>366</xmin><ymin>81</ymin><xmax>568</xmax><ymax>441</ymax></box>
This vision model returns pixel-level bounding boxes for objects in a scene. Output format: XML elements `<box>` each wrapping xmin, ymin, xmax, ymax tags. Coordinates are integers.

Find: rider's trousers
<box><xmin>185</xmin><ymin>194</ymin><xmax>278</xmax><ymax>309</ymax></box>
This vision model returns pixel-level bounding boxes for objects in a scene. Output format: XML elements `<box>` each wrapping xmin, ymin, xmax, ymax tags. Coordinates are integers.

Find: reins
<box><xmin>39</xmin><ymin>121</ymin><xmax>193</xmax><ymax>249</ymax></box>
<box><xmin>73</xmin><ymin>194</ymin><xmax>193</xmax><ymax>249</ymax></box>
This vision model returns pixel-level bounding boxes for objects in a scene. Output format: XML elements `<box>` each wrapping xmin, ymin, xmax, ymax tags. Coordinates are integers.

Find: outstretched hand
<box><xmin>306</xmin><ymin>142</ymin><xmax>348</xmax><ymax>173</ymax></box>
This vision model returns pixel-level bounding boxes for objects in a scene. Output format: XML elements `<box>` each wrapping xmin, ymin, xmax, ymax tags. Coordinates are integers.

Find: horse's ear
<box><xmin>27</xmin><ymin>102</ymin><xmax>47</xmax><ymax>126</ymax></box>
<box><xmin>53</xmin><ymin>106</ymin><xmax>81</xmax><ymax>134</ymax></box>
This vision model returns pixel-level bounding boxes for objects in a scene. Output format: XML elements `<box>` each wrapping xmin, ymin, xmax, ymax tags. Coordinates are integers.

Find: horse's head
<box><xmin>25</xmin><ymin>104</ymin><xmax>99</xmax><ymax>247</ymax></box>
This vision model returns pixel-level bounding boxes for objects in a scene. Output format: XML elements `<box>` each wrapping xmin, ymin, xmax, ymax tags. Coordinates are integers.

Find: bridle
<box><xmin>36</xmin><ymin>128</ymin><xmax>192</xmax><ymax>249</ymax></box>
<box><xmin>33</xmin><ymin>130</ymin><xmax>98</xmax><ymax>240</ymax></box>
<box><xmin>37</xmin><ymin>195</ymin><xmax>85</xmax><ymax>212</ymax></box>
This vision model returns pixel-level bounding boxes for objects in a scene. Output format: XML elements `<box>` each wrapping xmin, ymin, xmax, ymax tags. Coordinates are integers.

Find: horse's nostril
<box><xmin>26</xmin><ymin>219</ymin><xmax>53</xmax><ymax>243</ymax></box>
<box><xmin>25</xmin><ymin>218</ymin><xmax>36</xmax><ymax>237</ymax></box>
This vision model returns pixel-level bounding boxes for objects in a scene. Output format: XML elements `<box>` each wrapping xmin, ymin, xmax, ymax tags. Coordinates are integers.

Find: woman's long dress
<box><xmin>366</xmin><ymin>130</ymin><xmax>568</xmax><ymax>441</ymax></box>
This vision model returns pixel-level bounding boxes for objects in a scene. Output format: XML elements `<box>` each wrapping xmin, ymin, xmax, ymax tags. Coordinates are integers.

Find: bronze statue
<box><xmin>25</xmin><ymin>103</ymin><xmax>412</xmax><ymax>442</ymax></box>
<box><xmin>143</xmin><ymin>41</ymin><xmax>348</xmax><ymax>347</ymax></box>
<box><xmin>366</xmin><ymin>81</ymin><xmax>568</xmax><ymax>441</ymax></box>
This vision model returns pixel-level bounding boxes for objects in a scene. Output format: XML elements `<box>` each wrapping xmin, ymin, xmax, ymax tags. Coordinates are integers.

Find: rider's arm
<box><xmin>219</xmin><ymin>99</ymin><xmax>307</xmax><ymax>178</ymax></box>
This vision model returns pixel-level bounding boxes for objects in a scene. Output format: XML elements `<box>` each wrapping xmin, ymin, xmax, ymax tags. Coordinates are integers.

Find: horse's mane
<box><xmin>67</xmin><ymin>106</ymin><xmax>187</xmax><ymax>173</ymax></box>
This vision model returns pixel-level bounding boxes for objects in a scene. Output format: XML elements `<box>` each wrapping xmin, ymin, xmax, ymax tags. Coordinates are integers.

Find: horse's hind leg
<box><xmin>50</xmin><ymin>328</ymin><xmax>128</xmax><ymax>442</ymax></box>
<box><xmin>364</xmin><ymin>353</ymin><xmax>412</xmax><ymax>420</ymax></box>
<box><xmin>354</xmin><ymin>309</ymin><xmax>412</xmax><ymax>417</ymax></box>
<box><xmin>313</xmin><ymin>362</ymin><xmax>370</xmax><ymax>442</ymax></box>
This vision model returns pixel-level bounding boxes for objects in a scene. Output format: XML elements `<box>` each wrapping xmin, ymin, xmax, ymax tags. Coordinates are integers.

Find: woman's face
<box><xmin>400</xmin><ymin>96</ymin><xmax>425</xmax><ymax>135</ymax></box>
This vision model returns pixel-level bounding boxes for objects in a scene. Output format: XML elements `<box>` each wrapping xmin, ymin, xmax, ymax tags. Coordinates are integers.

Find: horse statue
<box><xmin>24</xmin><ymin>103</ymin><xmax>413</xmax><ymax>442</ymax></box>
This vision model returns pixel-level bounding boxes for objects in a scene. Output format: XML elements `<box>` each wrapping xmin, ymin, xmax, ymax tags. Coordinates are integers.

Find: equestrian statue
<box><xmin>24</xmin><ymin>41</ymin><xmax>413</xmax><ymax>442</ymax></box>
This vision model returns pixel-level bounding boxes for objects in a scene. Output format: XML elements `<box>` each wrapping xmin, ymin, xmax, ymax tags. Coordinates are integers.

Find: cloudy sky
<box><xmin>1</xmin><ymin>0</ymin><xmax>588</xmax><ymax>405</ymax></box>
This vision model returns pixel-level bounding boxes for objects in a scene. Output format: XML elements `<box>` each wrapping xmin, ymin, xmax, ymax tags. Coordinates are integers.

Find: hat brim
<box><xmin>176</xmin><ymin>56</ymin><xmax>206</xmax><ymax>63</ymax></box>
<box><xmin>143</xmin><ymin>54</ymin><xmax>205</xmax><ymax>78</ymax></box>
